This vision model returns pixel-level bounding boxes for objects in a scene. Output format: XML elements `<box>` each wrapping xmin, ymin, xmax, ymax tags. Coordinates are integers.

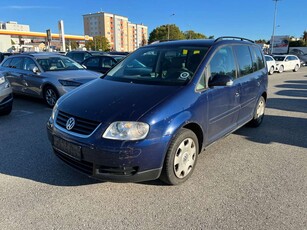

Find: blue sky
<box><xmin>0</xmin><ymin>0</ymin><xmax>306</xmax><ymax>40</ymax></box>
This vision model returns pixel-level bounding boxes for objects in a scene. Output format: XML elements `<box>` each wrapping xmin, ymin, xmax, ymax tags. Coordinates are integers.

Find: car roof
<box><xmin>7</xmin><ymin>53</ymin><xmax>65</xmax><ymax>58</ymax></box>
<box><xmin>145</xmin><ymin>37</ymin><xmax>255</xmax><ymax>48</ymax></box>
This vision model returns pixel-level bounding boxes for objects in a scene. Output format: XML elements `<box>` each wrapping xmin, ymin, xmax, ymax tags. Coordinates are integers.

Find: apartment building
<box><xmin>83</xmin><ymin>12</ymin><xmax>148</xmax><ymax>52</ymax></box>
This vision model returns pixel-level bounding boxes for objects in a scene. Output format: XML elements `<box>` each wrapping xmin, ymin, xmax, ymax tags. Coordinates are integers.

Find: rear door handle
<box><xmin>235</xmin><ymin>92</ymin><xmax>240</xmax><ymax>97</ymax></box>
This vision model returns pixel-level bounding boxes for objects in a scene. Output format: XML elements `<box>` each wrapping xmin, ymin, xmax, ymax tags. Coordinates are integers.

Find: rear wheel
<box><xmin>160</xmin><ymin>128</ymin><xmax>199</xmax><ymax>185</ymax></box>
<box><xmin>269</xmin><ymin>66</ymin><xmax>274</xmax><ymax>75</ymax></box>
<box><xmin>249</xmin><ymin>96</ymin><xmax>266</xmax><ymax>127</ymax></box>
<box><xmin>44</xmin><ymin>86</ymin><xmax>58</xmax><ymax>107</ymax></box>
<box><xmin>293</xmin><ymin>64</ymin><xmax>299</xmax><ymax>72</ymax></box>
<box><xmin>278</xmin><ymin>65</ymin><xmax>284</xmax><ymax>73</ymax></box>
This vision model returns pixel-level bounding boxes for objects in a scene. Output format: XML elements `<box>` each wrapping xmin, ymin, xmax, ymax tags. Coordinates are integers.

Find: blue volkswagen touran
<box><xmin>47</xmin><ymin>37</ymin><xmax>268</xmax><ymax>185</ymax></box>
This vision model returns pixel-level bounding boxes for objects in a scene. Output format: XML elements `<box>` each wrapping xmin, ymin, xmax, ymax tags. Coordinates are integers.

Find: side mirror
<box><xmin>208</xmin><ymin>74</ymin><xmax>234</xmax><ymax>87</ymax></box>
<box><xmin>32</xmin><ymin>66</ymin><xmax>40</xmax><ymax>74</ymax></box>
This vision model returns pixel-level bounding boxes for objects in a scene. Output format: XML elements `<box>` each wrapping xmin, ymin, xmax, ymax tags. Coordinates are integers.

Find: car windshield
<box><xmin>36</xmin><ymin>56</ymin><xmax>84</xmax><ymax>71</ymax></box>
<box><xmin>274</xmin><ymin>56</ymin><xmax>286</xmax><ymax>61</ymax></box>
<box><xmin>104</xmin><ymin>46</ymin><xmax>209</xmax><ymax>86</ymax></box>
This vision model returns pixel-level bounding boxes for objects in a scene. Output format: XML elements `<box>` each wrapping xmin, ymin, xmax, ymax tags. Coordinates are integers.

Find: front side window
<box><xmin>84</xmin><ymin>57</ymin><xmax>100</xmax><ymax>68</ymax></box>
<box><xmin>23</xmin><ymin>58</ymin><xmax>38</xmax><ymax>71</ymax></box>
<box><xmin>234</xmin><ymin>45</ymin><xmax>253</xmax><ymax>76</ymax></box>
<box><xmin>208</xmin><ymin>46</ymin><xmax>237</xmax><ymax>80</ymax></box>
<box><xmin>36</xmin><ymin>56</ymin><xmax>84</xmax><ymax>71</ymax></box>
<box><xmin>105</xmin><ymin>46</ymin><xmax>209</xmax><ymax>86</ymax></box>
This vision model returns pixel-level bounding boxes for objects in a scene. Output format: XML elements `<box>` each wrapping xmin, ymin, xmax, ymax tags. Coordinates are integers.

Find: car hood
<box><xmin>44</xmin><ymin>70</ymin><xmax>101</xmax><ymax>83</ymax></box>
<box><xmin>58</xmin><ymin>79</ymin><xmax>181</xmax><ymax>123</ymax></box>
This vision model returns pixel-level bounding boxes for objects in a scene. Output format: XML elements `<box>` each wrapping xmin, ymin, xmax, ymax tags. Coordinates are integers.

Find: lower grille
<box><xmin>98</xmin><ymin>166</ymin><xmax>138</xmax><ymax>176</ymax></box>
<box><xmin>54</xmin><ymin>149</ymin><xmax>93</xmax><ymax>175</ymax></box>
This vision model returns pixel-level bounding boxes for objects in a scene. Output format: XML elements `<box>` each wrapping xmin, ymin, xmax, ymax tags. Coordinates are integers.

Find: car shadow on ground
<box><xmin>235</xmin><ymin>76</ymin><xmax>307</xmax><ymax>148</ymax></box>
<box><xmin>235</xmin><ymin>114</ymin><xmax>307</xmax><ymax>148</ymax></box>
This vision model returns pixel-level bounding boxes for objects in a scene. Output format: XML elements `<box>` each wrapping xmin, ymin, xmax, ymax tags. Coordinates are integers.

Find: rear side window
<box><xmin>9</xmin><ymin>57</ymin><xmax>24</xmax><ymax>69</ymax></box>
<box><xmin>251</xmin><ymin>46</ymin><xmax>265</xmax><ymax>70</ymax></box>
<box><xmin>234</xmin><ymin>45</ymin><xmax>253</xmax><ymax>76</ymax></box>
<box><xmin>1</xmin><ymin>58</ymin><xmax>12</xmax><ymax>67</ymax></box>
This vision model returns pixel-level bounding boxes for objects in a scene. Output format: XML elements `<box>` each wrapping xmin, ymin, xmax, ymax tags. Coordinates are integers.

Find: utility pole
<box><xmin>271</xmin><ymin>0</ymin><xmax>281</xmax><ymax>54</ymax></box>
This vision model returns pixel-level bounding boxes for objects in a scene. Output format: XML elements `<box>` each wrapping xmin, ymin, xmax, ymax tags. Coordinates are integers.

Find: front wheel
<box><xmin>160</xmin><ymin>128</ymin><xmax>199</xmax><ymax>185</ymax></box>
<box><xmin>269</xmin><ymin>66</ymin><xmax>274</xmax><ymax>75</ymax></box>
<box><xmin>293</xmin><ymin>64</ymin><xmax>299</xmax><ymax>72</ymax></box>
<box><xmin>44</xmin><ymin>86</ymin><xmax>59</xmax><ymax>107</ymax></box>
<box><xmin>278</xmin><ymin>65</ymin><xmax>284</xmax><ymax>73</ymax></box>
<box><xmin>249</xmin><ymin>96</ymin><xmax>266</xmax><ymax>127</ymax></box>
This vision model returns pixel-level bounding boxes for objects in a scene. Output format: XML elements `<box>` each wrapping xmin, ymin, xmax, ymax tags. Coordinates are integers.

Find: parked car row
<box><xmin>265</xmin><ymin>54</ymin><xmax>301</xmax><ymax>74</ymax></box>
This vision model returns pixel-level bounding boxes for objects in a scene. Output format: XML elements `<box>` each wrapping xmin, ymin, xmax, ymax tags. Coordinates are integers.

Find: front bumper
<box><xmin>47</xmin><ymin>120</ymin><xmax>171</xmax><ymax>183</ymax></box>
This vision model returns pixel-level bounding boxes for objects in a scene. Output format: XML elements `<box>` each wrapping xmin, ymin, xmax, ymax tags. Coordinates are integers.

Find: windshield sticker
<box><xmin>179</xmin><ymin>72</ymin><xmax>190</xmax><ymax>80</ymax></box>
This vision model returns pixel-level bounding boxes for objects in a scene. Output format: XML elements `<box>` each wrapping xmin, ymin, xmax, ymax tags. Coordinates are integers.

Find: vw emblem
<box><xmin>66</xmin><ymin>117</ymin><xmax>75</xmax><ymax>130</ymax></box>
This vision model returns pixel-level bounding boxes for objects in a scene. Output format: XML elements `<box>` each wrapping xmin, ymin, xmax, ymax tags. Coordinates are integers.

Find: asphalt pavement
<box><xmin>0</xmin><ymin>68</ymin><xmax>306</xmax><ymax>229</ymax></box>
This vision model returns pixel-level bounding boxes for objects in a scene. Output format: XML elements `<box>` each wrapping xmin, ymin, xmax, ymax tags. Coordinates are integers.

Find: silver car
<box><xmin>0</xmin><ymin>73</ymin><xmax>13</xmax><ymax>115</ymax></box>
<box><xmin>0</xmin><ymin>53</ymin><xmax>101</xmax><ymax>107</ymax></box>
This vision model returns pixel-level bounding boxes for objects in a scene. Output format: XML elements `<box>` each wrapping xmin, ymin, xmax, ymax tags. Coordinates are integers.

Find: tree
<box><xmin>289</xmin><ymin>40</ymin><xmax>306</xmax><ymax>47</ymax></box>
<box><xmin>303</xmin><ymin>30</ymin><xmax>307</xmax><ymax>43</ymax></box>
<box><xmin>255</xmin><ymin>39</ymin><xmax>268</xmax><ymax>44</ymax></box>
<box><xmin>85</xmin><ymin>36</ymin><xmax>110</xmax><ymax>51</ymax></box>
<box><xmin>148</xmin><ymin>24</ymin><xmax>185</xmax><ymax>43</ymax></box>
<box><xmin>184</xmin><ymin>30</ymin><xmax>206</xmax><ymax>39</ymax></box>
<box><xmin>66</xmin><ymin>41</ymin><xmax>79</xmax><ymax>50</ymax></box>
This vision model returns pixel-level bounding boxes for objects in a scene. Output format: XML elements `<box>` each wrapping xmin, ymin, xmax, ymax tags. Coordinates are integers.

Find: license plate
<box><xmin>53</xmin><ymin>136</ymin><xmax>81</xmax><ymax>160</ymax></box>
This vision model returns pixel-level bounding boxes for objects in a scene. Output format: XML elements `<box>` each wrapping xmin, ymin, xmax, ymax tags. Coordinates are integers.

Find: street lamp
<box><xmin>167</xmin><ymin>13</ymin><xmax>175</xmax><ymax>40</ymax></box>
<box><xmin>271</xmin><ymin>0</ymin><xmax>281</xmax><ymax>54</ymax></box>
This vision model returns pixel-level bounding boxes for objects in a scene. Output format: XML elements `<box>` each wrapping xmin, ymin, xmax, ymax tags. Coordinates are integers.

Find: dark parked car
<box><xmin>47</xmin><ymin>37</ymin><xmax>268</xmax><ymax>185</ymax></box>
<box><xmin>66</xmin><ymin>51</ymin><xmax>107</xmax><ymax>64</ymax></box>
<box><xmin>0</xmin><ymin>53</ymin><xmax>101</xmax><ymax>107</ymax></box>
<box><xmin>81</xmin><ymin>55</ymin><xmax>125</xmax><ymax>73</ymax></box>
<box><xmin>0</xmin><ymin>73</ymin><xmax>13</xmax><ymax>115</ymax></box>
<box><xmin>108</xmin><ymin>51</ymin><xmax>129</xmax><ymax>56</ymax></box>
<box><xmin>289</xmin><ymin>48</ymin><xmax>307</xmax><ymax>66</ymax></box>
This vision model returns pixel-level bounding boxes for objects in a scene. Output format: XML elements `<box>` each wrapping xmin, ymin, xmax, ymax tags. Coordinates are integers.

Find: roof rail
<box><xmin>214</xmin><ymin>36</ymin><xmax>254</xmax><ymax>43</ymax></box>
<box><xmin>150</xmin><ymin>39</ymin><xmax>177</xmax><ymax>44</ymax></box>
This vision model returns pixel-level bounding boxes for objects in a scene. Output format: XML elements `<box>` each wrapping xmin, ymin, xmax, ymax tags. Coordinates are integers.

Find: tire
<box><xmin>44</xmin><ymin>86</ymin><xmax>59</xmax><ymax>107</ymax></box>
<box><xmin>249</xmin><ymin>96</ymin><xmax>266</xmax><ymax>127</ymax></box>
<box><xmin>293</xmin><ymin>64</ymin><xmax>299</xmax><ymax>72</ymax></box>
<box><xmin>269</xmin><ymin>66</ymin><xmax>274</xmax><ymax>75</ymax></box>
<box><xmin>160</xmin><ymin>128</ymin><xmax>199</xmax><ymax>185</ymax></box>
<box><xmin>278</xmin><ymin>65</ymin><xmax>284</xmax><ymax>73</ymax></box>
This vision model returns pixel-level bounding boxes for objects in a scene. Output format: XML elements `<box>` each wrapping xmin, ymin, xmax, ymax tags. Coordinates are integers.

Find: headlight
<box><xmin>0</xmin><ymin>76</ymin><xmax>6</xmax><ymax>85</ymax></box>
<box><xmin>103</xmin><ymin>121</ymin><xmax>149</xmax><ymax>140</ymax></box>
<box><xmin>58</xmin><ymin>80</ymin><xmax>81</xmax><ymax>87</ymax></box>
<box><xmin>51</xmin><ymin>102</ymin><xmax>58</xmax><ymax>120</ymax></box>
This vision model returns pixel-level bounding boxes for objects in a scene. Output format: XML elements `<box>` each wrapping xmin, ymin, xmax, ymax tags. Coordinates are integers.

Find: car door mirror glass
<box><xmin>32</xmin><ymin>66</ymin><xmax>39</xmax><ymax>73</ymax></box>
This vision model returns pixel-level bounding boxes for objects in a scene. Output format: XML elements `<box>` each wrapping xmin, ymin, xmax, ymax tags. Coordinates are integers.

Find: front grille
<box><xmin>56</xmin><ymin>111</ymin><xmax>100</xmax><ymax>135</ymax></box>
<box><xmin>54</xmin><ymin>148</ymin><xmax>93</xmax><ymax>175</ymax></box>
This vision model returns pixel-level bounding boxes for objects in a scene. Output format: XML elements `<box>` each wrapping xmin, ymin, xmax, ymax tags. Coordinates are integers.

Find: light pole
<box><xmin>167</xmin><ymin>13</ymin><xmax>175</xmax><ymax>40</ymax></box>
<box><xmin>271</xmin><ymin>0</ymin><xmax>281</xmax><ymax>54</ymax></box>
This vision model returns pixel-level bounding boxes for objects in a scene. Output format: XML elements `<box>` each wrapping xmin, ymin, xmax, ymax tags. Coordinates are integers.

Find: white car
<box><xmin>273</xmin><ymin>55</ymin><xmax>300</xmax><ymax>73</ymax></box>
<box><xmin>265</xmin><ymin>55</ymin><xmax>276</xmax><ymax>75</ymax></box>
